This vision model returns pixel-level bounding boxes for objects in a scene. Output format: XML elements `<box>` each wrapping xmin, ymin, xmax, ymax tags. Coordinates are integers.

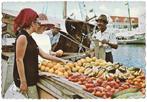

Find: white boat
<box><xmin>116</xmin><ymin>30</ymin><xmax>145</xmax><ymax>44</ymax></box>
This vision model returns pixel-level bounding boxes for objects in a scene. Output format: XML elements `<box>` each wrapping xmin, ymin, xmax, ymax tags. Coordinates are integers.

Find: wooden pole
<box><xmin>63</xmin><ymin>1</ymin><xmax>67</xmax><ymax>19</ymax></box>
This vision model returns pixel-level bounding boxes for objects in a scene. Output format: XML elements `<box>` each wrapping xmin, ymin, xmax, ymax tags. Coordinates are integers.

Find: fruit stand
<box><xmin>37</xmin><ymin>75</ymin><xmax>99</xmax><ymax>99</ymax></box>
<box><xmin>37</xmin><ymin>57</ymin><xmax>146</xmax><ymax>99</ymax></box>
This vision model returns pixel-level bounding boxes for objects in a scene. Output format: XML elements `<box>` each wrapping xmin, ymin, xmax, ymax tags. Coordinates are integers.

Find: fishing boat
<box><xmin>2</xmin><ymin>9</ymin><xmax>96</xmax><ymax>53</ymax></box>
<box><xmin>116</xmin><ymin>31</ymin><xmax>145</xmax><ymax>44</ymax></box>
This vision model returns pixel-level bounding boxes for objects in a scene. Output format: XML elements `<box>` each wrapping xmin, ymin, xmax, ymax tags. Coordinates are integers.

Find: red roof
<box><xmin>110</xmin><ymin>16</ymin><xmax>138</xmax><ymax>23</ymax></box>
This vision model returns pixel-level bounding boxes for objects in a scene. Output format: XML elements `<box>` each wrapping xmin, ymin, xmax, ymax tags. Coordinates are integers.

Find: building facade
<box><xmin>109</xmin><ymin>16</ymin><xmax>138</xmax><ymax>30</ymax></box>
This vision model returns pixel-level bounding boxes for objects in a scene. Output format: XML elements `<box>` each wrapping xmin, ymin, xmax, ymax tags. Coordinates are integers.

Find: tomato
<box><xmin>134</xmin><ymin>81</ymin><xmax>139</xmax><ymax>85</ymax></box>
<box><xmin>109</xmin><ymin>81</ymin><xmax>116</xmax><ymax>86</ymax></box>
<box><xmin>85</xmin><ymin>83</ymin><xmax>95</xmax><ymax>88</ymax></box>
<box><xmin>110</xmin><ymin>88</ymin><xmax>115</xmax><ymax>93</ymax></box>
<box><xmin>119</xmin><ymin>86</ymin><xmax>124</xmax><ymax>91</ymax></box>
<box><xmin>94</xmin><ymin>91</ymin><xmax>103</xmax><ymax>97</ymax></box>
<box><xmin>102</xmin><ymin>94</ymin><xmax>107</xmax><ymax>99</ymax></box>
<box><xmin>95</xmin><ymin>82</ymin><xmax>101</xmax><ymax>86</ymax></box>
<box><xmin>97</xmin><ymin>79</ymin><xmax>103</xmax><ymax>84</ymax></box>
<box><xmin>87</xmin><ymin>87</ymin><xmax>95</xmax><ymax>93</ymax></box>
<box><xmin>101</xmin><ymin>81</ymin><xmax>107</xmax><ymax>87</ymax></box>
<box><xmin>77</xmin><ymin>81</ymin><xmax>83</xmax><ymax>85</ymax></box>
<box><xmin>107</xmin><ymin>76</ymin><xmax>113</xmax><ymax>81</ymax></box>
<box><xmin>126</xmin><ymin>80</ymin><xmax>133</xmax><ymax>84</ymax></box>
<box><xmin>116</xmin><ymin>79</ymin><xmax>120</xmax><ymax>84</ymax></box>
<box><xmin>79</xmin><ymin>77</ymin><xmax>85</xmax><ymax>81</ymax></box>
<box><xmin>141</xmin><ymin>88</ymin><xmax>145</xmax><ymax>95</ymax></box>
<box><xmin>114</xmin><ymin>82</ymin><xmax>119</xmax><ymax>89</ymax></box>
<box><xmin>122</xmin><ymin>84</ymin><xmax>129</xmax><ymax>89</ymax></box>
<box><xmin>141</xmin><ymin>83</ymin><xmax>145</xmax><ymax>88</ymax></box>
<box><xmin>106</xmin><ymin>85</ymin><xmax>111</xmax><ymax>90</ymax></box>
<box><xmin>72</xmin><ymin>78</ymin><xmax>78</xmax><ymax>82</ymax></box>
<box><xmin>106</xmin><ymin>91</ymin><xmax>113</xmax><ymax>97</ymax></box>
<box><xmin>94</xmin><ymin>86</ymin><xmax>104</xmax><ymax>92</ymax></box>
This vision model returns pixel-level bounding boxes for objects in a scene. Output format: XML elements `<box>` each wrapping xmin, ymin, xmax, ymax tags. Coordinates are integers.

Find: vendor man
<box><xmin>32</xmin><ymin>14</ymin><xmax>63</xmax><ymax>60</ymax></box>
<box><xmin>46</xmin><ymin>23</ymin><xmax>61</xmax><ymax>51</ymax></box>
<box><xmin>90</xmin><ymin>14</ymin><xmax>118</xmax><ymax>63</ymax></box>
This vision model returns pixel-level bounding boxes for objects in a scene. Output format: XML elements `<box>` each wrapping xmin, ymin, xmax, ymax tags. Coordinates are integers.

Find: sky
<box><xmin>1</xmin><ymin>1</ymin><xmax>146</xmax><ymax>20</ymax></box>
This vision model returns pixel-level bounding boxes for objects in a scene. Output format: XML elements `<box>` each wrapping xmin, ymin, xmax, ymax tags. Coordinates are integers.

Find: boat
<box><xmin>116</xmin><ymin>31</ymin><xmax>145</xmax><ymax>44</ymax></box>
<box><xmin>2</xmin><ymin>9</ymin><xmax>96</xmax><ymax>53</ymax></box>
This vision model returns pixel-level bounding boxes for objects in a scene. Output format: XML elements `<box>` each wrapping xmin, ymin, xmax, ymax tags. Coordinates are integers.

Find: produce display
<box><xmin>39</xmin><ymin>60</ymin><xmax>72</xmax><ymax>77</ymax></box>
<box><xmin>39</xmin><ymin>57</ymin><xmax>146</xmax><ymax>99</ymax></box>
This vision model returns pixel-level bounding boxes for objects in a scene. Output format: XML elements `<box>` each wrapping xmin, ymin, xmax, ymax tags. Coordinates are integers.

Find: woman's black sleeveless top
<box><xmin>13</xmin><ymin>30</ymin><xmax>39</xmax><ymax>87</ymax></box>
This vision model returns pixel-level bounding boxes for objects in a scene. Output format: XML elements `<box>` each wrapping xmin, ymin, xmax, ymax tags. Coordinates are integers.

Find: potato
<box><xmin>80</xmin><ymin>58</ymin><xmax>86</xmax><ymax>63</ymax></box>
<box><xmin>48</xmin><ymin>68</ymin><xmax>54</xmax><ymax>73</ymax></box>
<box><xmin>54</xmin><ymin>70</ymin><xmax>59</xmax><ymax>74</ymax></box>
<box><xmin>92</xmin><ymin>57</ymin><xmax>97</xmax><ymax>61</ymax></box>
<box><xmin>77</xmin><ymin>60</ymin><xmax>82</xmax><ymax>66</ymax></box>
<box><xmin>66</xmin><ymin>62</ymin><xmax>74</xmax><ymax>68</ymax></box>
<box><xmin>64</xmin><ymin>72</ymin><xmax>69</xmax><ymax>77</ymax></box>
<box><xmin>38</xmin><ymin>63</ymin><xmax>41</xmax><ymax>69</ymax></box>
<box><xmin>64</xmin><ymin>65</ymin><xmax>70</xmax><ymax>71</ymax></box>
<box><xmin>78</xmin><ymin>67</ymin><xmax>85</xmax><ymax>73</ymax></box>
<box><xmin>40</xmin><ymin>65</ymin><xmax>46</xmax><ymax>71</ymax></box>
<box><xmin>58</xmin><ymin>67</ymin><xmax>65</xmax><ymax>72</ymax></box>
<box><xmin>52</xmin><ymin>61</ymin><xmax>57</xmax><ymax>65</ymax></box>
<box><xmin>72</xmin><ymin>67</ymin><xmax>78</xmax><ymax>72</ymax></box>
<box><xmin>45</xmin><ymin>67</ymin><xmax>50</xmax><ymax>72</ymax></box>
<box><xmin>67</xmin><ymin>70</ymin><xmax>72</xmax><ymax>74</ymax></box>
<box><xmin>47</xmin><ymin>63</ymin><xmax>53</xmax><ymax>68</ymax></box>
<box><xmin>53</xmin><ymin>63</ymin><xmax>61</xmax><ymax>70</ymax></box>
<box><xmin>41</xmin><ymin>60</ymin><xmax>48</xmax><ymax>66</ymax></box>
<box><xmin>58</xmin><ymin>71</ymin><xmax>64</xmax><ymax>76</ymax></box>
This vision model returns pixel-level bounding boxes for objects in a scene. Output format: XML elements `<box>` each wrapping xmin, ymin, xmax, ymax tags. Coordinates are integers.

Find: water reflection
<box><xmin>112</xmin><ymin>44</ymin><xmax>146</xmax><ymax>70</ymax></box>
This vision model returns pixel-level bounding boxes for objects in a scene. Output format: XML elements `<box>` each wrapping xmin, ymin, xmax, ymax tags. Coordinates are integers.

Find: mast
<box><xmin>63</xmin><ymin>1</ymin><xmax>67</xmax><ymax>19</ymax></box>
<box><xmin>125</xmin><ymin>1</ymin><xmax>132</xmax><ymax>31</ymax></box>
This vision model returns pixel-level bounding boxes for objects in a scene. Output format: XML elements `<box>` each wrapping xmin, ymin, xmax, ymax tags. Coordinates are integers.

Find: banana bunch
<box><xmin>83</xmin><ymin>67</ymin><xmax>99</xmax><ymax>77</ymax></box>
<box><xmin>126</xmin><ymin>67</ymin><xmax>143</xmax><ymax>78</ymax></box>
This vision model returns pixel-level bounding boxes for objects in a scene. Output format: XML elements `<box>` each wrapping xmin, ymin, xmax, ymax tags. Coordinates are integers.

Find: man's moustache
<box><xmin>98</xmin><ymin>24</ymin><xmax>102</xmax><ymax>26</ymax></box>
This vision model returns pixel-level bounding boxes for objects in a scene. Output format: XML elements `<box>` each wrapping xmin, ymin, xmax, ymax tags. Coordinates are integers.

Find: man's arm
<box><xmin>107</xmin><ymin>42</ymin><xmax>118</xmax><ymax>49</ymax></box>
<box><xmin>52</xmin><ymin>43</ymin><xmax>58</xmax><ymax>51</ymax></box>
<box><xmin>101</xmin><ymin>39</ymin><xmax>118</xmax><ymax>49</ymax></box>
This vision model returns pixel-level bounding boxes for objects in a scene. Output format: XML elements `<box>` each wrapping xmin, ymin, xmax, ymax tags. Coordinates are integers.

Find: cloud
<box><xmin>99</xmin><ymin>5</ymin><xmax>109</xmax><ymax>12</ymax></box>
<box><xmin>131</xmin><ymin>7</ymin><xmax>145</xmax><ymax>17</ymax></box>
<box><xmin>113</xmin><ymin>8</ymin><xmax>122</xmax><ymax>16</ymax></box>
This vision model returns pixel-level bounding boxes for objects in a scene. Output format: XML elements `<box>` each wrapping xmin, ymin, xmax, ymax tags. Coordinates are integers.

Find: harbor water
<box><xmin>112</xmin><ymin>44</ymin><xmax>146</xmax><ymax>71</ymax></box>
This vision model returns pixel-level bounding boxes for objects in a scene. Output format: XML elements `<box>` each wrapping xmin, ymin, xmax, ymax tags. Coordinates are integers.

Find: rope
<box><xmin>59</xmin><ymin>33</ymin><xmax>90</xmax><ymax>50</ymax></box>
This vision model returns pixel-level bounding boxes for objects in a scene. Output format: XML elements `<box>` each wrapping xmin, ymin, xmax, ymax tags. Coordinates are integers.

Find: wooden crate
<box><xmin>37</xmin><ymin>76</ymin><xmax>100</xmax><ymax>99</ymax></box>
<box><xmin>38</xmin><ymin>87</ymin><xmax>57</xmax><ymax>99</ymax></box>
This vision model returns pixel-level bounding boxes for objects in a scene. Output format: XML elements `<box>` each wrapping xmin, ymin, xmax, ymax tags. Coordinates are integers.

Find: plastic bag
<box><xmin>4</xmin><ymin>82</ymin><xmax>28</xmax><ymax>99</ymax></box>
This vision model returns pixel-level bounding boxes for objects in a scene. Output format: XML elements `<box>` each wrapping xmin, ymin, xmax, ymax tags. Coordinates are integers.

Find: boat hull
<box><xmin>118</xmin><ymin>38</ymin><xmax>145</xmax><ymax>44</ymax></box>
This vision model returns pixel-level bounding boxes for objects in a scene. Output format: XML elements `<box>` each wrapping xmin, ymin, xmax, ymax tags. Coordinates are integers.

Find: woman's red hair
<box><xmin>14</xmin><ymin>8</ymin><xmax>38</xmax><ymax>32</ymax></box>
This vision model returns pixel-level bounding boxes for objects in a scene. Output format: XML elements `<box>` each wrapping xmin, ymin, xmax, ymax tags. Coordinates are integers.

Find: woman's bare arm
<box><xmin>16</xmin><ymin>35</ymin><xmax>27</xmax><ymax>83</ymax></box>
<box><xmin>39</xmin><ymin>48</ymin><xmax>67</xmax><ymax>63</ymax></box>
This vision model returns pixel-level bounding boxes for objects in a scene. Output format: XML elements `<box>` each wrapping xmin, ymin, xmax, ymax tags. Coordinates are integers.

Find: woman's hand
<box><xmin>20</xmin><ymin>81</ymin><xmax>28</xmax><ymax>94</ymax></box>
<box><xmin>55</xmin><ymin>50</ymin><xmax>64</xmax><ymax>57</ymax></box>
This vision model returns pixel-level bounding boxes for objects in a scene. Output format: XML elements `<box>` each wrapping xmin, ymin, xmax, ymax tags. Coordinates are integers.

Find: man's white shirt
<box><xmin>90</xmin><ymin>28</ymin><xmax>118</xmax><ymax>53</ymax></box>
<box><xmin>44</xmin><ymin>30</ymin><xmax>60</xmax><ymax>46</ymax></box>
<box><xmin>32</xmin><ymin>32</ymin><xmax>52</xmax><ymax>62</ymax></box>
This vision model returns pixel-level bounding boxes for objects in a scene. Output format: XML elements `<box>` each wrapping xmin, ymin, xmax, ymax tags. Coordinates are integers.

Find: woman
<box><xmin>13</xmin><ymin>8</ymin><xmax>67</xmax><ymax>99</ymax></box>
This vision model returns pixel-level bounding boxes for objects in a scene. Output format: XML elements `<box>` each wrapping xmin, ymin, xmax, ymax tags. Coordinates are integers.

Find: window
<box><xmin>115</xmin><ymin>17</ymin><xmax>119</xmax><ymax>22</ymax></box>
<box><xmin>131</xmin><ymin>19</ymin><xmax>135</xmax><ymax>23</ymax></box>
<box><xmin>124</xmin><ymin>18</ymin><xmax>129</xmax><ymax>23</ymax></box>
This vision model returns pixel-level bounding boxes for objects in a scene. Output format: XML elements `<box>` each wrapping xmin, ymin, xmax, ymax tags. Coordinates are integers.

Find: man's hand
<box><xmin>101</xmin><ymin>39</ymin><xmax>109</xmax><ymax>44</ymax></box>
